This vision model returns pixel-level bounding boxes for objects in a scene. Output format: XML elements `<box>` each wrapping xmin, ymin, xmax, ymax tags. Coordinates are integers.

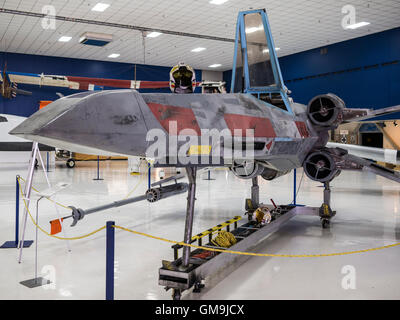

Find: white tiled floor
<box><xmin>0</xmin><ymin>160</ymin><xmax>399</xmax><ymax>300</ymax></box>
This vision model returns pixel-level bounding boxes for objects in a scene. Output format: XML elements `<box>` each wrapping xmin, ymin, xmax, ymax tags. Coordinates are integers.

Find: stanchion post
<box><xmin>106</xmin><ymin>221</ymin><xmax>115</xmax><ymax>300</ymax></box>
<box><xmin>293</xmin><ymin>168</ymin><xmax>297</xmax><ymax>206</ymax></box>
<box><xmin>15</xmin><ymin>175</ymin><xmax>19</xmax><ymax>246</ymax></box>
<box><xmin>46</xmin><ymin>152</ymin><xmax>50</xmax><ymax>172</ymax></box>
<box><xmin>1</xmin><ymin>175</ymin><xmax>33</xmax><ymax>249</ymax></box>
<box><xmin>93</xmin><ymin>156</ymin><xmax>104</xmax><ymax>181</ymax></box>
<box><xmin>148</xmin><ymin>162</ymin><xmax>151</xmax><ymax>189</ymax></box>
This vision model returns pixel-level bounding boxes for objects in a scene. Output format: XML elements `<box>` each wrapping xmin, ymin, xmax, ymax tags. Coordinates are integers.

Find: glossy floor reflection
<box><xmin>0</xmin><ymin>161</ymin><xmax>399</xmax><ymax>300</ymax></box>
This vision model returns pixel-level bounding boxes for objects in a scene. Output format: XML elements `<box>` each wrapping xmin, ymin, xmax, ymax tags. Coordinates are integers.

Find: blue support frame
<box><xmin>230</xmin><ymin>9</ymin><xmax>293</xmax><ymax>115</ymax></box>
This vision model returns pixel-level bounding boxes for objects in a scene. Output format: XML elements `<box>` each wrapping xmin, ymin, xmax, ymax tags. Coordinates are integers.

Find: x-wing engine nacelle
<box><xmin>230</xmin><ymin>160</ymin><xmax>264</xmax><ymax>179</ymax></box>
<box><xmin>230</xmin><ymin>161</ymin><xmax>290</xmax><ymax>181</ymax></box>
<box><xmin>307</xmin><ymin>94</ymin><xmax>345</xmax><ymax>127</ymax></box>
<box><xmin>303</xmin><ymin>150</ymin><xmax>341</xmax><ymax>183</ymax></box>
<box><xmin>260</xmin><ymin>168</ymin><xmax>290</xmax><ymax>181</ymax></box>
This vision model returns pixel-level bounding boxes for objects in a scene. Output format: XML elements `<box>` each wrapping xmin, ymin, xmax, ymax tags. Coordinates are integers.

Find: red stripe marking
<box><xmin>223</xmin><ymin>114</ymin><xmax>276</xmax><ymax>138</ymax></box>
<box><xmin>147</xmin><ymin>103</ymin><xmax>201</xmax><ymax>135</ymax></box>
<box><xmin>295</xmin><ymin>121</ymin><xmax>309</xmax><ymax>138</ymax></box>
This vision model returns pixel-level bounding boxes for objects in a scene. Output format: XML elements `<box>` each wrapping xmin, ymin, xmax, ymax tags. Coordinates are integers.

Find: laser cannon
<box><xmin>62</xmin><ymin>175</ymin><xmax>188</xmax><ymax>227</ymax></box>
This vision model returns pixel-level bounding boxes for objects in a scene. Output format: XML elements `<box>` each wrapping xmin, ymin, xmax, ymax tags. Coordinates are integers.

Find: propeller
<box><xmin>0</xmin><ymin>61</ymin><xmax>32</xmax><ymax>99</ymax></box>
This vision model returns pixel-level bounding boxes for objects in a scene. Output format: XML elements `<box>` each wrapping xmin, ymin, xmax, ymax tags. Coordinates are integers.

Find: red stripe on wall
<box><xmin>223</xmin><ymin>114</ymin><xmax>276</xmax><ymax>137</ymax></box>
<box><xmin>139</xmin><ymin>81</ymin><xmax>170</xmax><ymax>89</ymax></box>
<box><xmin>147</xmin><ymin>103</ymin><xmax>201</xmax><ymax>135</ymax></box>
<box><xmin>67</xmin><ymin>76</ymin><xmax>131</xmax><ymax>89</ymax></box>
<box><xmin>66</xmin><ymin>77</ymin><xmax>169</xmax><ymax>89</ymax></box>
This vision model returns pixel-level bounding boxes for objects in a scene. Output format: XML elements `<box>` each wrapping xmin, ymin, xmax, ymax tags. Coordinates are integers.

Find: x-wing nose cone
<box><xmin>9</xmin><ymin>90</ymin><xmax>149</xmax><ymax>156</ymax></box>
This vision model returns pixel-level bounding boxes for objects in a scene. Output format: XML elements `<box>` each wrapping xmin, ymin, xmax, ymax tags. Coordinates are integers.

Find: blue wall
<box><xmin>224</xmin><ymin>27</ymin><xmax>400</xmax><ymax>120</ymax></box>
<box><xmin>0</xmin><ymin>52</ymin><xmax>202</xmax><ymax>117</ymax></box>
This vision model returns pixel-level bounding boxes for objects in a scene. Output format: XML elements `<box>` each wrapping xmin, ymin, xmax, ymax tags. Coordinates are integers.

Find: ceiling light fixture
<box><xmin>345</xmin><ymin>21</ymin><xmax>370</xmax><ymax>29</ymax></box>
<box><xmin>209</xmin><ymin>64</ymin><xmax>222</xmax><ymax>68</ymax></box>
<box><xmin>108</xmin><ymin>53</ymin><xmax>120</xmax><ymax>58</ymax></box>
<box><xmin>191</xmin><ymin>47</ymin><xmax>206</xmax><ymax>52</ymax></box>
<box><xmin>146</xmin><ymin>32</ymin><xmax>162</xmax><ymax>38</ymax></box>
<box><xmin>58</xmin><ymin>36</ymin><xmax>72</xmax><ymax>42</ymax></box>
<box><xmin>92</xmin><ymin>3</ymin><xmax>110</xmax><ymax>12</ymax></box>
<box><xmin>209</xmin><ymin>0</ymin><xmax>229</xmax><ymax>5</ymax></box>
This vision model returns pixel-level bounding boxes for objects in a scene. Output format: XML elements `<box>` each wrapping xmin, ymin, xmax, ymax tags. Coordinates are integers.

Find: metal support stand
<box><xmin>319</xmin><ymin>181</ymin><xmax>335</xmax><ymax>228</ymax></box>
<box><xmin>251</xmin><ymin>177</ymin><xmax>259</xmax><ymax>209</ymax></box>
<box><xmin>1</xmin><ymin>176</ymin><xmax>33</xmax><ymax>249</ymax></box>
<box><xmin>93</xmin><ymin>156</ymin><xmax>104</xmax><ymax>181</ymax></box>
<box><xmin>323</xmin><ymin>181</ymin><xmax>331</xmax><ymax>206</ymax></box>
<box><xmin>182</xmin><ymin>167</ymin><xmax>197</xmax><ymax>267</ymax></box>
<box><xmin>18</xmin><ymin>142</ymin><xmax>71</xmax><ymax>263</ymax></box>
<box><xmin>18</xmin><ymin>142</ymin><xmax>39</xmax><ymax>263</ymax></box>
<box><xmin>106</xmin><ymin>221</ymin><xmax>115</xmax><ymax>300</ymax></box>
<box><xmin>148</xmin><ymin>162</ymin><xmax>151</xmax><ymax>190</ymax></box>
<box><xmin>20</xmin><ymin>197</ymin><xmax>51</xmax><ymax>288</ymax></box>
<box><xmin>293</xmin><ymin>168</ymin><xmax>297</xmax><ymax>205</ymax></box>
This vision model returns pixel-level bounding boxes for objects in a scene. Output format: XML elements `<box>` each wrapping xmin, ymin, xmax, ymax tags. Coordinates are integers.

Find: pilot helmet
<box><xmin>169</xmin><ymin>62</ymin><xmax>196</xmax><ymax>94</ymax></box>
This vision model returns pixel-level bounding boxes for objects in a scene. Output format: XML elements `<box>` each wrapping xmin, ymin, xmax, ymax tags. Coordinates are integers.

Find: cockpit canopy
<box><xmin>231</xmin><ymin>9</ymin><xmax>292</xmax><ymax>113</ymax></box>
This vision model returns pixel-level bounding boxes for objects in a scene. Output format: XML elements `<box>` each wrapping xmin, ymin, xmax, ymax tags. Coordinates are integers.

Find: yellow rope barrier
<box><xmin>14</xmin><ymin>174</ymin><xmax>400</xmax><ymax>257</ymax></box>
<box><xmin>114</xmin><ymin>225</ymin><xmax>400</xmax><ymax>258</ymax></box>
<box><xmin>16</xmin><ymin>170</ymin><xmax>145</xmax><ymax>240</ymax></box>
<box><xmin>124</xmin><ymin>173</ymin><xmax>145</xmax><ymax>199</ymax></box>
<box><xmin>17</xmin><ymin>177</ymin><xmax>106</xmax><ymax>240</ymax></box>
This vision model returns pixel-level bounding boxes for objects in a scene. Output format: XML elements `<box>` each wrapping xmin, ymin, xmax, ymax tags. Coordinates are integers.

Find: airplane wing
<box><xmin>327</xmin><ymin>142</ymin><xmax>400</xmax><ymax>166</ymax></box>
<box><xmin>337</xmin><ymin>151</ymin><xmax>400</xmax><ymax>183</ymax></box>
<box><xmin>0</xmin><ymin>70</ymin><xmax>171</xmax><ymax>91</ymax></box>
<box><xmin>343</xmin><ymin>105</ymin><xmax>400</xmax><ymax>122</ymax></box>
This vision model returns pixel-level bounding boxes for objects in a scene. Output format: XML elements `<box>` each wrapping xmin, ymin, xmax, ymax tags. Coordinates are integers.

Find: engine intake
<box><xmin>307</xmin><ymin>93</ymin><xmax>345</xmax><ymax>127</ymax></box>
<box><xmin>260</xmin><ymin>168</ymin><xmax>290</xmax><ymax>181</ymax></box>
<box><xmin>303</xmin><ymin>150</ymin><xmax>340</xmax><ymax>182</ymax></box>
<box><xmin>230</xmin><ymin>161</ymin><xmax>264</xmax><ymax>179</ymax></box>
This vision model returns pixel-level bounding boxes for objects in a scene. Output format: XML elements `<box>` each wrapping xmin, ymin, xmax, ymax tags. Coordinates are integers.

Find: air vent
<box><xmin>79</xmin><ymin>32</ymin><xmax>113</xmax><ymax>47</ymax></box>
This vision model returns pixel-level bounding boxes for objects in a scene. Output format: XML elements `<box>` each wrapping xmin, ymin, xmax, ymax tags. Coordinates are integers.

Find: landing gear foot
<box><xmin>193</xmin><ymin>281</ymin><xmax>205</xmax><ymax>293</ymax></box>
<box><xmin>321</xmin><ymin>218</ymin><xmax>330</xmax><ymax>229</ymax></box>
<box><xmin>172</xmin><ymin>289</ymin><xmax>182</xmax><ymax>300</ymax></box>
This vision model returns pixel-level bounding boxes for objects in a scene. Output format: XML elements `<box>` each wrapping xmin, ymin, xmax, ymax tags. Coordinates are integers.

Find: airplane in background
<box><xmin>0</xmin><ymin>68</ymin><xmax>171</xmax><ymax>99</ymax></box>
<box><xmin>0</xmin><ymin>113</ymin><xmax>54</xmax><ymax>166</ymax></box>
<box><xmin>0</xmin><ymin>62</ymin><xmax>205</xmax><ymax>99</ymax></box>
<box><xmin>1</xmin><ymin>67</ymin><xmax>32</xmax><ymax>99</ymax></box>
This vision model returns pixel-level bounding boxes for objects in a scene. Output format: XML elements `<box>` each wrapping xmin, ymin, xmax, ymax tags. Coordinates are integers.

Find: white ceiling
<box><xmin>0</xmin><ymin>0</ymin><xmax>399</xmax><ymax>71</ymax></box>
